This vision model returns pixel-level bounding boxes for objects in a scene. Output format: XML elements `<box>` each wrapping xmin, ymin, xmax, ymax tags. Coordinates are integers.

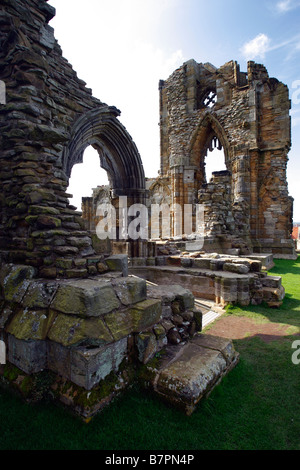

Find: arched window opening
<box><xmin>204</xmin><ymin>137</ymin><xmax>227</xmax><ymax>182</ymax></box>
<box><xmin>67</xmin><ymin>146</ymin><xmax>109</xmax><ymax>211</ymax></box>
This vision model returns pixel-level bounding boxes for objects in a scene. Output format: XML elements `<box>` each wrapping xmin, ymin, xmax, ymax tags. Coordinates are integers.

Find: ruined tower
<box><xmin>156</xmin><ymin>59</ymin><xmax>295</xmax><ymax>258</ymax></box>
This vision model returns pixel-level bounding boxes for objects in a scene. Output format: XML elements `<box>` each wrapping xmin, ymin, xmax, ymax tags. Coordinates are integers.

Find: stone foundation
<box><xmin>129</xmin><ymin>252</ymin><xmax>285</xmax><ymax>308</ymax></box>
<box><xmin>2</xmin><ymin>257</ymin><xmax>232</xmax><ymax>418</ymax></box>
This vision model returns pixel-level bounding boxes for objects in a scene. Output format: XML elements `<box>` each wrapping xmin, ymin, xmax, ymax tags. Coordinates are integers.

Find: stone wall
<box><xmin>0</xmin><ymin>0</ymin><xmax>146</xmax><ymax>278</ymax></box>
<box><xmin>129</xmin><ymin>252</ymin><xmax>285</xmax><ymax>308</ymax></box>
<box><xmin>156</xmin><ymin>59</ymin><xmax>296</xmax><ymax>258</ymax></box>
<box><xmin>0</xmin><ymin>258</ymin><xmax>203</xmax><ymax>417</ymax></box>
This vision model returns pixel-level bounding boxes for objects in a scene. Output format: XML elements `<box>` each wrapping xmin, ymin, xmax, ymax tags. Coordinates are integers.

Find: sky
<box><xmin>49</xmin><ymin>0</ymin><xmax>300</xmax><ymax>221</ymax></box>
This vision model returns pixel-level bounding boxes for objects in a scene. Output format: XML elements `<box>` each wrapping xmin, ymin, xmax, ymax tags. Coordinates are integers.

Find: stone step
<box><xmin>261</xmin><ymin>285</ymin><xmax>285</xmax><ymax>308</ymax></box>
<box><xmin>261</xmin><ymin>275</ymin><xmax>282</xmax><ymax>289</ymax></box>
<box><xmin>140</xmin><ymin>334</ymin><xmax>239</xmax><ymax>415</ymax></box>
<box><xmin>202</xmin><ymin>310</ymin><xmax>222</xmax><ymax>328</ymax></box>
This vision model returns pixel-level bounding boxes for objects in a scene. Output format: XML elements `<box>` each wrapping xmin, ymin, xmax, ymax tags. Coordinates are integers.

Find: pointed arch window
<box><xmin>204</xmin><ymin>136</ymin><xmax>227</xmax><ymax>182</ymax></box>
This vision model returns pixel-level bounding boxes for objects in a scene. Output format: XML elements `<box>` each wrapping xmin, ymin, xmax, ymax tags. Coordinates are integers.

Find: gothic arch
<box><xmin>190</xmin><ymin>113</ymin><xmax>231</xmax><ymax>184</ymax></box>
<box><xmin>62</xmin><ymin>106</ymin><xmax>146</xmax><ymax>201</ymax></box>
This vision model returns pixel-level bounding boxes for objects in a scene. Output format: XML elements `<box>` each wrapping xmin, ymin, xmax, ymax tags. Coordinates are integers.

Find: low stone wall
<box><xmin>0</xmin><ymin>257</ymin><xmax>202</xmax><ymax>418</ymax></box>
<box><xmin>130</xmin><ymin>252</ymin><xmax>285</xmax><ymax>308</ymax></box>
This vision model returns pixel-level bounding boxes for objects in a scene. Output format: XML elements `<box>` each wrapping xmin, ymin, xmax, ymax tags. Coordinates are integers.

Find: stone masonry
<box><xmin>0</xmin><ymin>1</ymin><xmax>294</xmax><ymax>420</ymax></box>
<box><xmin>0</xmin><ymin>0</ymin><xmax>241</xmax><ymax>419</ymax></box>
<box><xmin>155</xmin><ymin>60</ymin><xmax>296</xmax><ymax>258</ymax></box>
<box><xmin>0</xmin><ymin>0</ymin><xmax>146</xmax><ymax>279</ymax></box>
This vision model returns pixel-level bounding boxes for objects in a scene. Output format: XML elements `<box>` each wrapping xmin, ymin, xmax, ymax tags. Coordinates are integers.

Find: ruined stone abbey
<box><xmin>0</xmin><ymin>0</ymin><xmax>296</xmax><ymax>419</ymax></box>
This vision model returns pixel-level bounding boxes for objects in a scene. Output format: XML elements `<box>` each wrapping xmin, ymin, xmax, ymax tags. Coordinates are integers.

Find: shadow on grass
<box><xmin>225</xmin><ymin>297</ymin><xmax>300</xmax><ymax>332</ymax></box>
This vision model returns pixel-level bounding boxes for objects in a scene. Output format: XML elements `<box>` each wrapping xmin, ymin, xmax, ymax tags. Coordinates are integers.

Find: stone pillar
<box><xmin>232</xmin><ymin>154</ymin><xmax>251</xmax><ymax>242</ymax></box>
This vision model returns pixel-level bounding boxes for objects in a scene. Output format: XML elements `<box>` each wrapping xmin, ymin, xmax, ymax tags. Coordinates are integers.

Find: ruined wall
<box><xmin>0</xmin><ymin>0</ymin><xmax>146</xmax><ymax>278</ymax></box>
<box><xmin>0</xmin><ymin>1</ymin><xmax>244</xmax><ymax>419</ymax></box>
<box><xmin>156</xmin><ymin>59</ymin><xmax>295</xmax><ymax>257</ymax></box>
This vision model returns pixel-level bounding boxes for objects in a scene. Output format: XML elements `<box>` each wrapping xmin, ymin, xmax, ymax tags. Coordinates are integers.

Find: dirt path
<box><xmin>206</xmin><ymin>315</ymin><xmax>298</xmax><ymax>343</ymax></box>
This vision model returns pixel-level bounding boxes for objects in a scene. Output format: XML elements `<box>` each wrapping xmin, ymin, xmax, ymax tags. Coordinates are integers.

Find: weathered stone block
<box><xmin>223</xmin><ymin>263</ymin><xmax>250</xmax><ymax>274</ymax></box>
<box><xmin>0</xmin><ymin>264</ymin><xmax>36</xmax><ymax>303</ymax></box>
<box><xmin>190</xmin><ymin>334</ymin><xmax>236</xmax><ymax>366</ymax></box>
<box><xmin>181</xmin><ymin>257</ymin><xmax>193</xmax><ymax>268</ymax></box>
<box><xmin>70</xmin><ymin>338</ymin><xmax>128</xmax><ymax>390</ymax></box>
<box><xmin>131</xmin><ymin>258</ymin><xmax>147</xmax><ymax>267</ymax></box>
<box><xmin>146</xmin><ymin>284</ymin><xmax>194</xmax><ymax>310</ymax></box>
<box><xmin>22</xmin><ymin>280</ymin><xmax>58</xmax><ymax>308</ymax></box>
<box><xmin>36</xmin><ymin>215</ymin><xmax>61</xmax><ymax>229</ymax></box>
<box><xmin>47</xmin><ymin>340</ymin><xmax>71</xmax><ymax>379</ymax></box>
<box><xmin>149</xmin><ymin>336</ymin><xmax>239</xmax><ymax>415</ymax></box>
<box><xmin>105</xmin><ymin>255</ymin><xmax>128</xmax><ymax>277</ymax></box>
<box><xmin>153</xmin><ymin>324</ymin><xmax>166</xmax><ymax>340</ymax></box>
<box><xmin>112</xmin><ymin>277</ymin><xmax>147</xmax><ymax>306</ymax></box>
<box><xmin>103</xmin><ymin>309</ymin><xmax>137</xmax><ymax>341</ymax></box>
<box><xmin>136</xmin><ymin>332</ymin><xmax>158</xmax><ymax>364</ymax></box>
<box><xmin>55</xmin><ymin>259</ymin><xmax>73</xmax><ymax>270</ymax></box>
<box><xmin>65</xmin><ymin>268</ymin><xmax>88</xmax><ymax>278</ymax></box>
<box><xmin>47</xmin><ymin>313</ymin><xmax>113</xmax><ymax>347</ymax></box>
<box><xmin>128</xmin><ymin>299</ymin><xmax>162</xmax><ymax>333</ymax></box>
<box><xmin>0</xmin><ymin>305</ymin><xmax>14</xmax><ymax>329</ymax></box>
<box><xmin>261</xmin><ymin>275</ymin><xmax>282</xmax><ymax>289</ymax></box>
<box><xmin>169</xmin><ymin>285</ymin><xmax>195</xmax><ymax>310</ymax></box>
<box><xmin>167</xmin><ymin>327</ymin><xmax>182</xmax><ymax>345</ymax></box>
<box><xmin>50</xmin><ymin>279</ymin><xmax>120</xmax><ymax>317</ymax></box>
<box><xmin>192</xmin><ymin>258</ymin><xmax>212</xmax><ymax>269</ymax></box>
<box><xmin>8</xmin><ymin>334</ymin><xmax>47</xmax><ymax>374</ymax></box>
<box><xmin>39</xmin><ymin>267</ymin><xmax>57</xmax><ymax>279</ymax></box>
<box><xmin>28</xmin><ymin>205</ymin><xmax>60</xmax><ymax>216</ymax></box>
<box><xmin>6</xmin><ymin>309</ymin><xmax>56</xmax><ymax>341</ymax></box>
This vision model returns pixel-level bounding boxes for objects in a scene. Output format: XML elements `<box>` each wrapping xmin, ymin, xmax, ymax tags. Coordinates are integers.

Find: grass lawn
<box><xmin>0</xmin><ymin>257</ymin><xmax>299</xmax><ymax>450</ymax></box>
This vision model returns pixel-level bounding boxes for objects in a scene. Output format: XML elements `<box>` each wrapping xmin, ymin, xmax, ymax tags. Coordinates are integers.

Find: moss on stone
<box><xmin>0</xmin><ymin>264</ymin><xmax>36</xmax><ymax>303</ymax></box>
<box><xmin>2</xmin><ymin>363</ymin><xmax>22</xmax><ymax>382</ymax></box>
<box><xmin>6</xmin><ymin>309</ymin><xmax>56</xmax><ymax>341</ymax></box>
<box><xmin>128</xmin><ymin>299</ymin><xmax>162</xmax><ymax>332</ymax></box>
<box><xmin>47</xmin><ymin>313</ymin><xmax>113</xmax><ymax>347</ymax></box>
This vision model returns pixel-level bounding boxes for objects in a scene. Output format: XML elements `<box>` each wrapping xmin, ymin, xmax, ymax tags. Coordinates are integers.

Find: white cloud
<box><xmin>275</xmin><ymin>0</ymin><xmax>300</xmax><ymax>12</ymax></box>
<box><xmin>277</xmin><ymin>0</ymin><xmax>293</xmax><ymax>12</ymax></box>
<box><xmin>241</xmin><ymin>33</ymin><xmax>271</xmax><ymax>60</ymax></box>
<box><xmin>49</xmin><ymin>0</ymin><xmax>184</xmax><ymax>205</ymax></box>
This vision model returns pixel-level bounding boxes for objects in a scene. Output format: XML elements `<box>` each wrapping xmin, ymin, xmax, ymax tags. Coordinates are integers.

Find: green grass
<box><xmin>0</xmin><ymin>257</ymin><xmax>299</xmax><ymax>450</ymax></box>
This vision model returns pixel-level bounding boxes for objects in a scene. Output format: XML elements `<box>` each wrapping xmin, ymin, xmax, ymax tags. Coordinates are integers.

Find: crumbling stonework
<box><xmin>155</xmin><ymin>59</ymin><xmax>296</xmax><ymax>258</ymax></box>
<box><xmin>0</xmin><ymin>0</ymin><xmax>292</xmax><ymax>420</ymax></box>
<box><xmin>130</xmin><ymin>251</ymin><xmax>285</xmax><ymax>308</ymax></box>
<box><xmin>0</xmin><ymin>258</ymin><xmax>208</xmax><ymax>418</ymax></box>
<box><xmin>0</xmin><ymin>0</ymin><xmax>146</xmax><ymax>279</ymax></box>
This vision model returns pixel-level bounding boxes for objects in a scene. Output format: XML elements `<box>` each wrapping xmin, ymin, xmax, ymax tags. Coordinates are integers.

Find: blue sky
<box><xmin>49</xmin><ymin>0</ymin><xmax>300</xmax><ymax>221</ymax></box>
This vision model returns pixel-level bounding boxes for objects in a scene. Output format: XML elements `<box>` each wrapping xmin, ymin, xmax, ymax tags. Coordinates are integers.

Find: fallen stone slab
<box><xmin>139</xmin><ymin>333</ymin><xmax>239</xmax><ymax>415</ymax></box>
